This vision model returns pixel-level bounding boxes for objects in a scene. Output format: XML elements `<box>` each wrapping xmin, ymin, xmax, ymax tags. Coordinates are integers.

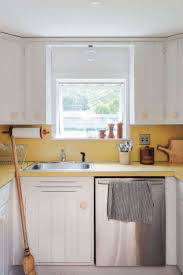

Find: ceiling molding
<box><xmin>1</xmin><ymin>30</ymin><xmax>183</xmax><ymax>43</ymax></box>
<box><xmin>167</xmin><ymin>32</ymin><xmax>183</xmax><ymax>41</ymax></box>
<box><xmin>0</xmin><ymin>31</ymin><xmax>22</xmax><ymax>41</ymax></box>
<box><xmin>23</xmin><ymin>37</ymin><xmax>166</xmax><ymax>44</ymax></box>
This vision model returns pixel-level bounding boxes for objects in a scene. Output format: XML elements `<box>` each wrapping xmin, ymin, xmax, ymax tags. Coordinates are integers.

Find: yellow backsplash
<box><xmin>131</xmin><ymin>125</ymin><xmax>183</xmax><ymax>162</ymax></box>
<box><xmin>0</xmin><ymin>125</ymin><xmax>183</xmax><ymax>163</ymax></box>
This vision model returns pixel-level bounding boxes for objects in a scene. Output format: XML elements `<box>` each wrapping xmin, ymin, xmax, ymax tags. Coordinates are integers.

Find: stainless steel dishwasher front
<box><xmin>95</xmin><ymin>178</ymin><xmax>165</xmax><ymax>266</ymax></box>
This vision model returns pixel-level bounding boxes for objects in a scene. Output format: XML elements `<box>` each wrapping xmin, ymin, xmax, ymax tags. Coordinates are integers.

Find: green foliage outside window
<box><xmin>62</xmin><ymin>83</ymin><xmax>120</xmax><ymax>114</ymax></box>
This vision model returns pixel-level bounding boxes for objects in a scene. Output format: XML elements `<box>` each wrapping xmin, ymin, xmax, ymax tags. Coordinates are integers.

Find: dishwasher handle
<box><xmin>97</xmin><ymin>178</ymin><xmax>164</xmax><ymax>185</ymax></box>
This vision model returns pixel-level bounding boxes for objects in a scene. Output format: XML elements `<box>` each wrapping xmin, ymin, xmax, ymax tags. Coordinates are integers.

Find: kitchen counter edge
<box><xmin>1</xmin><ymin>162</ymin><xmax>183</xmax><ymax>189</ymax></box>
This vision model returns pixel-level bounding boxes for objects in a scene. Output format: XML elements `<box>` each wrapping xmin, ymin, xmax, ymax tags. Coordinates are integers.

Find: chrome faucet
<box><xmin>61</xmin><ymin>147</ymin><xmax>66</xmax><ymax>162</ymax></box>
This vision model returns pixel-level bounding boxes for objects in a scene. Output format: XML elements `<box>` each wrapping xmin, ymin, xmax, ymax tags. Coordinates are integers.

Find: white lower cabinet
<box><xmin>165</xmin><ymin>177</ymin><xmax>177</xmax><ymax>265</ymax></box>
<box><xmin>0</xmin><ymin>204</ymin><xmax>8</xmax><ymax>275</ymax></box>
<box><xmin>0</xmin><ymin>182</ymin><xmax>12</xmax><ymax>275</ymax></box>
<box><xmin>177</xmin><ymin>180</ymin><xmax>183</xmax><ymax>273</ymax></box>
<box><xmin>177</xmin><ymin>200</ymin><xmax>183</xmax><ymax>273</ymax></box>
<box><xmin>13</xmin><ymin>177</ymin><xmax>94</xmax><ymax>265</ymax></box>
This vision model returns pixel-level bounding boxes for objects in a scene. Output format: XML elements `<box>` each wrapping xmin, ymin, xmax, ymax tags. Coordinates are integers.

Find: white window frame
<box><xmin>52</xmin><ymin>78</ymin><xmax>129</xmax><ymax>140</ymax></box>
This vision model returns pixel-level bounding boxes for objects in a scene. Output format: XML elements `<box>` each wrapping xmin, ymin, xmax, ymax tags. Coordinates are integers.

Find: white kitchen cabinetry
<box><xmin>0</xmin><ymin>38</ymin><xmax>24</xmax><ymax>124</ymax></box>
<box><xmin>165</xmin><ymin>39</ymin><xmax>183</xmax><ymax>124</ymax></box>
<box><xmin>25</xmin><ymin>44</ymin><xmax>52</xmax><ymax>124</ymax></box>
<box><xmin>177</xmin><ymin>179</ymin><xmax>183</xmax><ymax>273</ymax></box>
<box><xmin>165</xmin><ymin>177</ymin><xmax>177</xmax><ymax>265</ymax></box>
<box><xmin>0</xmin><ymin>204</ymin><xmax>9</xmax><ymax>275</ymax></box>
<box><xmin>13</xmin><ymin>177</ymin><xmax>94</xmax><ymax>265</ymax></box>
<box><xmin>0</xmin><ymin>182</ymin><xmax>12</xmax><ymax>275</ymax></box>
<box><xmin>130</xmin><ymin>42</ymin><xmax>165</xmax><ymax>124</ymax></box>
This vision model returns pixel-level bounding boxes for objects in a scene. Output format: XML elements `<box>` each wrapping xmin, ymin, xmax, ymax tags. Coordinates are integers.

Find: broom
<box><xmin>11</xmin><ymin>136</ymin><xmax>36</xmax><ymax>275</ymax></box>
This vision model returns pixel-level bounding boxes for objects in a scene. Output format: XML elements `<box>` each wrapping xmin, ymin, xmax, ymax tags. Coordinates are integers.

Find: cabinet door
<box><xmin>166</xmin><ymin>39</ymin><xmax>183</xmax><ymax>123</ymax></box>
<box><xmin>131</xmin><ymin>42</ymin><xmax>165</xmax><ymax>124</ymax></box>
<box><xmin>25</xmin><ymin>45</ymin><xmax>51</xmax><ymax>124</ymax></box>
<box><xmin>15</xmin><ymin>177</ymin><xmax>94</xmax><ymax>265</ymax></box>
<box><xmin>177</xmin><ymin>199</ymin><xmax>183</xmax><ymax>273</ymax></box>
<box><xmin>0</xmin><ymin>204</ymin><xmax>9</xmax><ymax>275</ymax></box>
<box><xmin>0</xmin><ymin>38</ymin><xmax>24</xmax><ymax>124</ymax></box>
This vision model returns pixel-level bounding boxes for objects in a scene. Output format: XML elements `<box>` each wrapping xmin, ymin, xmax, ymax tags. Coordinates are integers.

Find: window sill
<box><xmin>52</xmin><ymin>137</ymin><xmax>128</xmax><ymax>141</ymax></box>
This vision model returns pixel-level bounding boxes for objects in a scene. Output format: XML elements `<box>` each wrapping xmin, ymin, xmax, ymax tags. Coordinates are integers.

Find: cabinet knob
<box><xmin>172</xmin><ymin>112</ymin><xmax>179</xmax><ymax>119</ymax></box>
<box><xmin>34</xmin><ymin>112</ymin><xmax>41</xmax><ymax>121</ymax></box>
<box><xmin>141</xmin><ymin>112</ymin><xmax>148</xmax><ymax>120</ymax></box>
<box><xmin>80</xmin><ymin>201</ymin><xmax>87</xmax><ymax>210</ymax></box>
<box><xmin>10</xmin><ymin>112</ymin><xmax>18</xmax><ymax>120</ymax></box>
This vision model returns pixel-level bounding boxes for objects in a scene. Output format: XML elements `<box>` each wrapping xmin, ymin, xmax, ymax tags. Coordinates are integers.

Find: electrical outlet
<box><xmin>139</xmin><ymin>134</ymin><xmax>150</xmax><ymax>145</ymax></box>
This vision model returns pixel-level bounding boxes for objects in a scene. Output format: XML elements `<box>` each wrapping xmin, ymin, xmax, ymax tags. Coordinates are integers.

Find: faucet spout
<box><xmin>61</xmin><ymin>147</ymin><xmax>66</xmax><ymax>162</ymax></box>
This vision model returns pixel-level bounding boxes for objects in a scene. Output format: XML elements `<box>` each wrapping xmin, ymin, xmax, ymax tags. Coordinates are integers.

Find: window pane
<box><xmin>58</xmin><ymin>83</ymin><xmax>124</xmax><ymax>138</ymax></box>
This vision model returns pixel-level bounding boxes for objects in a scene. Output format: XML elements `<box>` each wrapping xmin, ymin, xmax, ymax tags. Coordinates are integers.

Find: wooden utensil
<box><xmin>11</xmin><ymin>136</ymin><xmax>36</xmax><ymax>275</ymax></box>
<box><xmin>157</xmin><ymin>140</ymin><xmax>183</xmax><ymax>163</ymax></box>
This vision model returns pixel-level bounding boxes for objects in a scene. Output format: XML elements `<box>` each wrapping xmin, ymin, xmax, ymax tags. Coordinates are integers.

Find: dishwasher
<box><xmin>95</xmin><ymin>177</ymin><xmax>165</xmax><ymax>267</ymax></box>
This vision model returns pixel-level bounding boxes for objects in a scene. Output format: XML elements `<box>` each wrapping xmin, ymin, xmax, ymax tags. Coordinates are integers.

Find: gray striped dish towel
<box><xmin>107</xmin><ymin>180</ymin><xmax>154</xmax><ymax>224</ymax></box>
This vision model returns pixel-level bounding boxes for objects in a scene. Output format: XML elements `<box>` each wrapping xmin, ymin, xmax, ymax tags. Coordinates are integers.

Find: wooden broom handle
<box><xmin>11</xmin><ymin>136</ymin><xmax>29</xmax><ymax>250</ymax></box>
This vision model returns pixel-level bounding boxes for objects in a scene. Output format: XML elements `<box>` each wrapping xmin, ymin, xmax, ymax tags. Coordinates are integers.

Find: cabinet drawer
<box><xmin>21</xmin><ymin>177</ymin><xmax>94</xmax><ymax>191</ymax></box>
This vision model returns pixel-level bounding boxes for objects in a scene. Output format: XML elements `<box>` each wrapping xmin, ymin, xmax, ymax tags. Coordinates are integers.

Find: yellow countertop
<box><xmin>0</xmin><ymin>164</ymin><xmax>16</xmax><ymax>188</ymax></box>
<box><xmin>0</xmin><ymin>163</ymin><xmax>30</xmax><ymax>189</ymax></box>
<box><xmin>1</xmin><ymin>162</ymin><xmax>183</xmax><ymax>189</ymax></box>
<box><xmin>19</xmin><ymin>162</ymin><xmax>183</xmax><ymax>181</ymax></box>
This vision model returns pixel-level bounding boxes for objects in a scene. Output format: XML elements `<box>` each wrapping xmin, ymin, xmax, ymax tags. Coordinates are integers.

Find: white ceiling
<box><xmin>0</xmin><ymin>0</ymin><xmax>183</xmax><ymax>37</ymax></box>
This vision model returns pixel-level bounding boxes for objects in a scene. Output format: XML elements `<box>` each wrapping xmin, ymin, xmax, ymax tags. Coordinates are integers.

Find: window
<box><xmin>55</xmin><ymin>80</ymin><xmax>126</xmax><ymax>139</ymax></box>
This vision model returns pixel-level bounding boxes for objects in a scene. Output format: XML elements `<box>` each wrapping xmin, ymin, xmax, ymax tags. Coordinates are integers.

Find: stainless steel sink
<box><xmin>24</xmin><ymin>162</ymin><xmax>94</xmax><ymax>171</ymax></box>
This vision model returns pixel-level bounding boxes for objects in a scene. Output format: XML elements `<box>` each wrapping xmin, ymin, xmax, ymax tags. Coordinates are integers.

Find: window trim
<box><xmin>52</xmin><ymin>79</ymin><xmax>129</xmax><ymax>140</ymax></box>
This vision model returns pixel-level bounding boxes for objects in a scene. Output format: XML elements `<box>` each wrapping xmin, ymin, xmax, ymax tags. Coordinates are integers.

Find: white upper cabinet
<box><xmin>24</xmin><ymin>44</ymin><xmax>52</xmax><ymax>124</ymax></box>
<box><xmin>0</xmin><ymin>38</ymin><xmax>25</xmax><ymax>124</ymax></box>
<box><xmin>2</xmin><ymin>36</ymin><xmax>183</xmax><ymax>126</ymax></box>
<box><xmin>165</xmin><ymin>39</ymin><xmax>183</xmax><ymax>124</ymax></box>
<box><xmin>130</xmin><ymin>42</ymin><xmax>165</xmax><ymax>124</ymax></box>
